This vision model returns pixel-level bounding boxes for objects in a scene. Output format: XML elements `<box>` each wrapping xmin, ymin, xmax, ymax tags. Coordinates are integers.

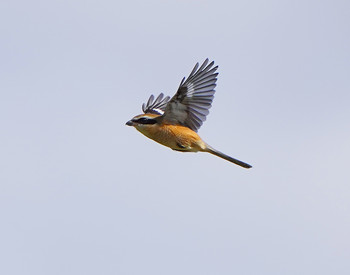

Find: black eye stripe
<box><xmin>133</xmin><ymin>117</ymin><xmax>157</xmax><ymax>125</ymax></box>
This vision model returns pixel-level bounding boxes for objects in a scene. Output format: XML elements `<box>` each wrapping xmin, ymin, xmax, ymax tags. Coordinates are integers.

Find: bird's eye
<box><xmin>134</xmin><ymin>117</ymin><xmax>157</xmax><ymax>125</ymax></box>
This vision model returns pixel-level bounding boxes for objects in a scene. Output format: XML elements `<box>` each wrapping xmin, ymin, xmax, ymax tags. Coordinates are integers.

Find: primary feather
<box><xmin>142</xmin><ymin>93</ymin><xmax>171</xmax><ymax>115</ymax></box>
<box><xmin>161</xmin><ymin>58</ymin><xmax>218</xmax><ymax>132</ymax></box>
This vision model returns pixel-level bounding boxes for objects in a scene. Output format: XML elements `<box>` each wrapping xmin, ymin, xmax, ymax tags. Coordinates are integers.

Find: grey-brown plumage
<box><xmin>142</xmin><ymin>93</ymin><xmax>170</xmax><ymax>115</ymax></box>
<box><xmin>162</xmin><ymin>59</ymin><xmax>218</xmax><ymax>132</ymax></box>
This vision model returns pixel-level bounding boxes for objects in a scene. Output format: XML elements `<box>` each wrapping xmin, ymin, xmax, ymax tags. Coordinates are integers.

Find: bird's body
<box><xmin>126</xmin><ymin>59</ymin><xmax>252</xmax><ymax>168</ymax></box>
<box><xmin>135</xmin><ymin>118</ymin><xmax>206</xmax><ymax>152</ymax></box>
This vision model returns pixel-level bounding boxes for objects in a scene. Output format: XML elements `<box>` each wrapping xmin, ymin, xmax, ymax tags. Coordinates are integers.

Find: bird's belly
<box><xmin>135</xmin><ymin>124</ymin><xmax>205</xmax><ymax>152</ymax></box>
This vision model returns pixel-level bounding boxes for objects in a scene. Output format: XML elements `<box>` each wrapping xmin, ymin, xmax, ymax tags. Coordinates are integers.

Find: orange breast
<box><xmin>135</xmin><ymin>123</ymin><xmax>205</xmax><ymax>152</ymax></box>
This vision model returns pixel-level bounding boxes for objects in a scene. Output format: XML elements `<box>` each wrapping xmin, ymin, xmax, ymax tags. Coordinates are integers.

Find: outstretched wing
<box><xmin>161</xmin><ymin>59</ymin><xmax>218</xmax><ymax>132</ymax></box>
<box><xmin>142</xmin><ymin>93</ymin><xmax>171</xmax><ymax>115</ymax></box>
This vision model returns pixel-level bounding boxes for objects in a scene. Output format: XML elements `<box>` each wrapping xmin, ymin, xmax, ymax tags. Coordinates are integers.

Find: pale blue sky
<box><xmin>1</xmin><ymin>0</ymin><xmax>349</xmax><ymax>274</ymax></box>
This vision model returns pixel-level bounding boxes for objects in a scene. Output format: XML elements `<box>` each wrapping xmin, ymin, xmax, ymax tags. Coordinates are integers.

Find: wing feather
<box><xmin>161</xmin><ymin>59</ymin><xmax>218</xmax><ymax>131</ymax></box>
<box><xmin>142</xmin><ymin>93</ymin><xmax>170</xmax><ymax>115</ymax></box>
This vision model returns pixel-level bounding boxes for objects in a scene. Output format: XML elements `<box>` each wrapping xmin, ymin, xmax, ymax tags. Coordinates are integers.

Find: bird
<box><xmin>126</xmin><ymin>59</ymin><xmax>252</xmax><ymax>168</ymax></box>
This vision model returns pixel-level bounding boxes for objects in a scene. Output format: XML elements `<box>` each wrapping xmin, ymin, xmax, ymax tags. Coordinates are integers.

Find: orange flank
<box><xmin>135</xmin><ymin>122</ymin><xmax>206</xmax><ymax>152</ymax></box>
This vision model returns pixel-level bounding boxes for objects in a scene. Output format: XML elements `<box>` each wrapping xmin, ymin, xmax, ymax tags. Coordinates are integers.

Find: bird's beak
<box><xmin>126</xmin><ymin>120</ymin><xmax>133</xmax><ymax>126</ymax></box>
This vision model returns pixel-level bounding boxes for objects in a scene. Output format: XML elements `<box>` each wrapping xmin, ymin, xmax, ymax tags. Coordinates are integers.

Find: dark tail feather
<box><xmin>205</xmin><ymin>146</ymin><xmax>252</xmax><ymax>169</ymax></box>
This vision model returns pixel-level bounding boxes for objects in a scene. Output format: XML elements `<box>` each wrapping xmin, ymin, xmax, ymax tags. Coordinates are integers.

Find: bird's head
<box><xmin>125</xmin><ymin>113</ymin><xmax>160</xmax><ymax>128</ymax></box>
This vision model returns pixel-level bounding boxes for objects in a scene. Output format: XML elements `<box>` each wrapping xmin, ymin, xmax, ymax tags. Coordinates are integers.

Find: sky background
<box><xmin>1</xmin><ymin>0</ymin><xmax>349</xmax><ymax>274</ymax></box>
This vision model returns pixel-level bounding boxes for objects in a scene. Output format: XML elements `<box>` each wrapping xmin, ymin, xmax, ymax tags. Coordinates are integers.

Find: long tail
<box><xmin>204</xmin><ymin>145</ymin><xmax>252</xmax><ymax>169</ymax></box>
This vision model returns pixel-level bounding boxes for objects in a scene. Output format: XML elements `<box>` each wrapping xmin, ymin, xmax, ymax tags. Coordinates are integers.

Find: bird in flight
<box><xmin>126</xmin><ymin>59</ymin><xmax>252</xmax><ymax>168</ymax></box>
